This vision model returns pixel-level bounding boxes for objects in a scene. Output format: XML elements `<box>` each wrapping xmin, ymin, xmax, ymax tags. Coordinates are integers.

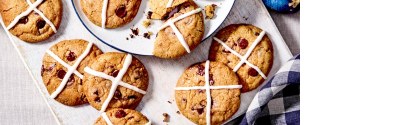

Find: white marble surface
<box><xmin>0</xmin><ymin>2</ymin><xmax>299</xmax><ymax>125</ymax></box>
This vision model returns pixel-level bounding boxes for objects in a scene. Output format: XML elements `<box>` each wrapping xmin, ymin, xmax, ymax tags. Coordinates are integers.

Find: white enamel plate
<box><xmin>71</xmin><ymin>0</ymin><xmax>235</xmax><ymax>55</ymax></box>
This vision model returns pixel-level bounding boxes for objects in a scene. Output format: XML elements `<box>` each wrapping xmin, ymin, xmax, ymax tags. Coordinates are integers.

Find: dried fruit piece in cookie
<box><xmin>175</xmin><ymin>61</ymin><xmax>241</xmax><ymax>125</ymax></box>
<box><xmin>0</xmin><ymin>0</ymin><xmax>63</xmax><ymax>42</ymax></box>
<box><xmin>41</xmin><ymin>39</ymin><xmax>103</xmax><ymax>106</ymax></box>
<box><xmin>83</xmin><ymin>52</ymin><xmax>149</xmax><ymax>111</ymax></box>
<box><xmin>94</xmin><ymin>108</ymin><xmax>151</xmax><ymax>125</ymax></box>
<box><xmin>208</xmin><ymin>24</ymin><xmax>274</xmax><ymax>92</ymax></box>
<box><xmin>152</xmin><ymin>0</ymin><xmax>204</xmax><ymax>58</ymax></box>
<box><xmin>80</xmin><ymin>0</ymin><xmax>142</xmax><ymax>28</ymax></box>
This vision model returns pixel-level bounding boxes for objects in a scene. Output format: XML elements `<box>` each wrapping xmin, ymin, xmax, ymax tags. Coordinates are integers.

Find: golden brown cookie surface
<box><xmin>41</xmin><ymin>39</ymin><xmax>103</xmax><ymax>106</ymax></box>
<box><xmin>209</xmin><ymin>24</ymin><xmax>274</xmax><ymax>92</ymax></box>
<box><xmin>80</xmin><ymin>0</ymin><xmax>141</xmax><ymax>28</ymax></box>
<box><xmin>83</xmin><ymin>52</ymin><xmax>149</xmax><ymax>111</ymax></box>
<box><xmin>94</xmin><ymin>108</ymin><xmax>150</xmax><ymax>125</ymax></box>
<box><xmin>175</xmin><ymin>61</ymin><xmax>241</xmax><ymax>125</ymax></box>
<box><xmin>0</xmin><ymin>0</ymin><xmax>63</xmax><ymax>42</ymax></box>
<box><xmin>152</xmin><ymin>0</ymin><xmax>204</xmax><ymax>58</ymax></box>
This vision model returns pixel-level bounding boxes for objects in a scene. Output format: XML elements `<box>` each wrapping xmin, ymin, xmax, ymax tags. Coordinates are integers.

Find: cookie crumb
<box><xmin>131</xmin><ymin>28</ymin><xmax>139</xmax><ymax>36</ymax></box>
<box><xmin>126</xmin><ymin>37</ymin><xmax>129</xmax><ymax>40</ymax></box>
<box><xmin>142</xmin><ymin>19</ymin><xmax>151</xmax><ymax>28</ymax></box>
<box><xmin>130</xmin><ymin>34</ymin><xmax>134</xmax><ymax>38</ymax></box>
<box><xmin>147</xmin><ymin>11</ymin><xmax>153</xmax><ymax>19</ymax></box>
<box><xmin>143</xmin><ymin>31</ymin><xmax>153</xmax><ymax>39</ymax></box>
<box><xmin>162</xmin><ymin>113</ymin><xmax>169</xmax><ymax>122</ymax></box>
<box><xmin>205</xmin><ymin>4</ymin><xmax>217</xmax><ymax>19</ymax></box>
<box><xmin>167</xmin><ymin>101</ymin><xmax>171</xmax><ymax>104</ymax></box>
<box><xmin>176</xmin><ymin>111</ymin><xmax>180</xmax><ymax>114</ymax></box>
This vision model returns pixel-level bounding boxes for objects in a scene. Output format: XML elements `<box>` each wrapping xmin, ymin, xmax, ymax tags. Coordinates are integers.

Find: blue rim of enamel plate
<box><xmin>70</xmin><ymin>0</ymin><xmax>236</xmax><ymax>56</ymax></box>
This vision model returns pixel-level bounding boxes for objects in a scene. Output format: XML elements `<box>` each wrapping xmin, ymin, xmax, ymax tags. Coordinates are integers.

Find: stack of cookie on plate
<box><xmin>41</xmin><ymin>39</ymin><xmax>151</xmax><ymax>125</ymax></box>
<box><xmin>175</xmin><ymin>24</ymin><xmax>274</xmax><ymax>125</ymax></box>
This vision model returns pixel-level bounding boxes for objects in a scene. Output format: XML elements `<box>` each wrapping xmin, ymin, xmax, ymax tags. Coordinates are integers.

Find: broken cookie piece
<box><xmin>142</xmin><ymin>19</ymin><xmax>152</xmax><ymax>28</ymax></box>
<box><xmin>205</xmin><ymin>4</ymin><xmax>217</xmax><ymax>19</ymax></box>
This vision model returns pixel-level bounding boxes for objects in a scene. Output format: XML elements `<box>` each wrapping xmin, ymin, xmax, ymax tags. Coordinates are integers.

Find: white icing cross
<box><xmin>84</xmin><ymin>54</ymin><xmax>147</xmax><ymax>112</ymax></box>
<box><xmin>166</xmin><ymin>0</ymin><xmax>174</xmax><ymax>7</ymax></box>
<box><xmin>101</xmin><ymin>113</ymin><xmax>113</xmax><ymax>125</ymax></box>
<box><xmin>175</xmin><ymin>60</ymin><xmax>242</xmax><ymax>125</ymax></box>
<box><xmin>213</xmin><ymin>31</ymin><xmax>268</xmax><ymax>79</ymax></box>
<box><xmin>48</xmin><ymin>42</ymin><xmax>94</xmax><ymax>98</ymax></box>
<box><xmin>159</xmin><ymin>8</ymin><xmax>202</xmax><ymax>53</ymax></box>
<box><xmin>6</xmin><ymin>0</ymin><xmax>57</xmax><ymax>33</ymax></box>
<box><xmin>101</xmin><ymin>0</ymin><xmax>109</xmax><ymax>28</ymax></box>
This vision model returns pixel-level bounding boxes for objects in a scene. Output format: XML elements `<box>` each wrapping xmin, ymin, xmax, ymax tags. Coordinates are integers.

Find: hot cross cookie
<box><xmin>41</xmin><ymin>39</ymin><xmax>103</xmax><ymax>106</ymax></box>
<box><xmin>175</xmin><ymin>61</ymin><xmax>242</xmax><ymax>125</ymax></box>
<box><xmin>0</xmin><ymin>0</ymin><xmax>62</xmax><ymax>42</ymax></box>
<box><xmin>83</xmin><ymin>52</ymin><xmax>149</xmax><ymax>112</ymax></box>
<box><xmin>80</xmin><ymin>0</ymin><xmax>142</xmax><ymax>28</ymax></box>
<box><xmin>152</xmin><ymin>0</ymin><xmax>204</xmax><ymax>58</ymax></box>
<box><xmin>94</xmin><ymin>108</ymin><xmax>151</xmax><ymax>125</ymax></box>
<box><xmin>209</xmin><ymin>24</ymin><xmax>274</xmax><ymax>92</ymax></box>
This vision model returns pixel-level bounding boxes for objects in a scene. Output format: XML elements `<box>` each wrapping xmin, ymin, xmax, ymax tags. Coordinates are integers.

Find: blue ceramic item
<box><xmin>262</xmin><ymin>0</ymin><xmax>300</xmax><ymax>13</ymax></box>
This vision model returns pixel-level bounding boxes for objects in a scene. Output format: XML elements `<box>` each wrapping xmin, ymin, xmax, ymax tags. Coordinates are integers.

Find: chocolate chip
<box><xmin>93</xmin><ymin>90</ymin><xmax>98</xmax><ymax>95</ymax></box>
<box><xmin>255</xmin><ymin>32</ymin><xmax>260</xmax><ymax>36</ymax></box>
<box><xmin>56</xmin><ymin>70</ymin><xmax>66</xmax><ymax>79</ymax></box>
<box><xmin>248</xmin><ymin>68</ymin><xmax>258</xmax><ymax>76</ymax></box>
<box><xmin>18</xmin><ymin>16</ymin><xmax>28</xmax><ymax>24</ymax></box>
<box><xmin>166</xmin><ymin>7</ymin><xmax>179</xmax><ymax>19</ymax></box>
<box><xmin>95</xmin><ymin>97</ymin><xmax>101</xmax><ymax>102</ymax></box>
<box><xmin>36</xmin><ymin>20</ymin><xmax>46</xmax><ymax>29</ymax></box>
<box><xmin>115</xmin><ymin>5</ymin><xmax>127</xmax><ymax>18</ymax></box>
<box><xmin>196</xmin><ymin>108</ymin><xmax>204</xmax><ymax>114</ymax></box>
<box><xmin>196</xmin><ymin>65</ymin><xmax>205</xmax><ymax>76</ymax></box>
<box><xmin>238</xmin><ymin>38</ymin><xmax>248</xmax><ymax>49</ymax></box>
<box><xmin>115</xmin><ymin>110</ymin><xmax>127</xmax><ymax>118</ymax></box>
<box><xmin>162</xmin><ymin>113</ymin><xmax>169</xmax><ymax>122</ymax></box>
<box><xmin>66</xmin><ymin>51</ymin><xmax>76</xmax><ymax>61</ymax></box>
<box><xmin>182</xmin><ymin>98</ymin><xmax>187</xmax><ymax>102</ymax></box>
<box><xmin>209</xmin><ymin>75</ymin><xmax>214</xmax><ymax>85</ymax></box>
<box><xmin>131</xmin><ymin>28</ymin><xmax>139</xmax><ymax>36</ymax></box>
<box><xmin>147</xmin><ymin>11</ymin><xmax>153</xmax><ymax>19</ymax></box>
<box><xmin>113</xmin><ymin>90</ymin><xmax>122</xmax><ymax>99</ymax></box>
<box><xmin>128</xmin><ymin>95</ymin><xmax>136</xmax><ymax>99</ymax></box>
<box><xmin>111</xmin><ymin>70</ymin><xmax>119</xmax><ymax>77</ymax></box>
<box><xmin>143</xmin><ymin>33</ymin><xmax>150</xmax><ymax>39</ymax></box>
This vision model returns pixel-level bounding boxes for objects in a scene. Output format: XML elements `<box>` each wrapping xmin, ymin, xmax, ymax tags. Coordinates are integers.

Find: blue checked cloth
<box><xmin>228</xmin><ymin>54</ymin><xmax>300</xmax><ymax>125</ymax></box>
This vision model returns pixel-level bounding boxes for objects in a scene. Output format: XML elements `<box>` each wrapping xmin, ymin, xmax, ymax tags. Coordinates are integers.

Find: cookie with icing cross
<box><xmin>94</xmin><ymin>108</ymin><xmax>151</xmax><ymax>125</ymax></box>
<box><xmin>0</xmin><ymin>0</ymin><xmax>62</xmax><ymax>43</ymax></box>
<box><xmin>83</xmin><ymin>52</ymin><xmax>149</xmax><ymax>112</ymax></box>
<box><xmin>80</xmin><ymin>0</ymin><xmax>142</xmax><ymax>28</ymax></box>
<box><xmin>175</xmin><ymin>61</ymin><xmax>241</xmax><ymax>125</ymax></box>
<box><xmin>209</xmin><ymin>24</ymin><xmax>274</xmax><ymax>92</ymax></box>
<box><xmin>41</xmin><ymin>39</ymin><xmax>103</xmax><ymax>106</ymax></box>
<box><xmin>152</xmin><ymin>0</ymin><xmax>205</xmax><ymax>58</ymax></box>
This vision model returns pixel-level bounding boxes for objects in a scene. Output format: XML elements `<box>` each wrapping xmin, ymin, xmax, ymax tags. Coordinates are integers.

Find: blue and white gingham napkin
<box><xmin>229</xmin><ymin>54</ymin><xmax>300</xmax><ymax>125</ymax></box>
